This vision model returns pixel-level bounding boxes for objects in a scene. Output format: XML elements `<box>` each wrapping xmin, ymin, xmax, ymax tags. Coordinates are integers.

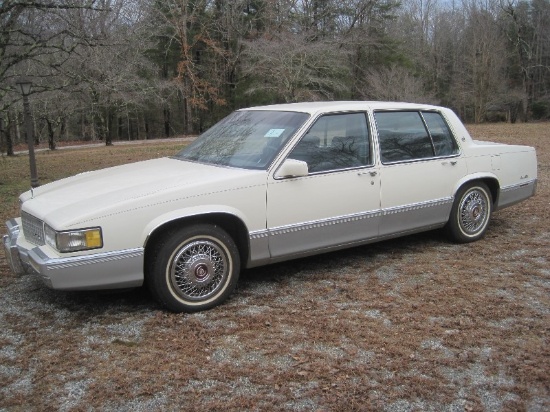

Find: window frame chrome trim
<box><xmin>274</xmin><ymin>110</ymin><xmax>374</xmax><ymax>179</ymax></box>
<box><xmin>373</xmin><ymin>109</ymin><xmax>462</xmax><ymax>165</ymax></box>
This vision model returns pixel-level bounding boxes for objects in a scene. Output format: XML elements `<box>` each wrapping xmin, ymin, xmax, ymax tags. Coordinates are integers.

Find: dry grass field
<box><xmin>0</xmin><ymin>123</ymin><xmax>548</xmax><ymax>411</ymax></box>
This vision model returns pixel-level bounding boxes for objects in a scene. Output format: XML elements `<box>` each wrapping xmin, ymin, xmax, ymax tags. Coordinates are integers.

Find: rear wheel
<box><xmin>146</xmin><ymin>224</ymin><xmax>240</xmax><ymax>312</ymax></box>
<box><xmin>446</xmin><ymin>182</ymin><xmax>493</xmax><ymax>243</ymax></box>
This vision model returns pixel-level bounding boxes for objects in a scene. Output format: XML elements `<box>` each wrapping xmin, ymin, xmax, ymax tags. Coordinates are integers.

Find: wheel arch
<box><xmin>143</xmin><ymin>212</ymin><xmax>250</xmax><ymax>274</ymax></box>
<box><xmin>446</xmin><ymin>177</ymin><xmax>496</xmax><ymax>243</ymax></box>
<box><xmin>453</xmin><ymin>174</ymin><xmax>500</xmax><ymax>206</ymax></box>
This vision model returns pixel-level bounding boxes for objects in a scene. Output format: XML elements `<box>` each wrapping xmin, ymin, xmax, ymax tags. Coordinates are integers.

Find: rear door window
<box><xmin>374</xmin><ymin>110</ymin><xmax>459</xmax><ymax>163</ymax></box>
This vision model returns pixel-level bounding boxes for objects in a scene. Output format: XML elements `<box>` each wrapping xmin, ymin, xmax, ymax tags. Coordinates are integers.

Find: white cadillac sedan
<box><xmin>3</xmin><ymin>102</ymin><xmax>538</xmax><ymax>312</ymax></box>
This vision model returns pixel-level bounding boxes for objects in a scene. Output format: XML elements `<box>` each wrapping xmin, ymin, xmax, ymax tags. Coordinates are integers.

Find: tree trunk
<box><xmin>144</xmin><ymin>115</ymin><xmax>151</xmax><ymax>140</ymax></box>
<box><xmin>46</xmin><ymin>119</ymin><xmax>56</xmax><ymax>150</ymax></box>
<box><xmin>118</xmin><ymin>116</ymin><xmax>123</xmax><ymax>141</ymax></box>
<box><xmin>60</xmin><ymin>117</ymin><xmax>67</xmax><ymax>142</ymax></box>
<box><xmin>0</xmin><ymin>117</ymin><xmax>13</xmax><ymax>156</ymax></box>
<box><xmin>163</xmin><ymin>106</ymin><xmax>171</xmax><ymax>137</ymax></box>
<box><xmin>7</xmin><ymin>112</ymin><xmax>15</xmax><ymax>156</ymax></box>
<box><xmin>106</xmin><ymin>110</ymin><xmax>114</xmax><ymax>145</ymax></box>
<box><xmin>521</xmin><ymin>74</ymin><xmax>529</xmax><ymax>122</ymax></box>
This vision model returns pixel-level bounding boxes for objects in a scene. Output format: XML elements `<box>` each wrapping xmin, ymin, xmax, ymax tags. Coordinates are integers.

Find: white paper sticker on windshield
<box><xmin>264</xmin><ymin>128</ymin><xmax>285</xmax><ymax>138</ymax></box>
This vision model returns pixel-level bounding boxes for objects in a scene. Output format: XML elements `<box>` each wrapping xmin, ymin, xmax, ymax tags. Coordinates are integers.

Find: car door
<box><xmin>266</xmin><ymin>112</ymin><xmax>381</xmax><ymax>258</ymax></box>
<box><xmin>373</xmin><ymin>110</ymin><xmax>467</xmax><ymax>236</ymax></box>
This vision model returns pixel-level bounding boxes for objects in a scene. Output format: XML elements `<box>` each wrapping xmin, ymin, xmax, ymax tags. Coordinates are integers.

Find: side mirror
<box><xmin>274</xmin><ymin>159</ymin><xmax>308</xmax><ymax>179</ymax></box>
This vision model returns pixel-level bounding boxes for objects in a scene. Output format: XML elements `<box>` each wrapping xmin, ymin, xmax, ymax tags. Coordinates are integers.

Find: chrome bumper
<box><xmin>4</xmin><ymin>219</ymin><xmax>144</xmax><ymax>290</ymax></box>
<box><xmin>3</xmin><ymin>219</ymin><xmax>26</xmax><ymax>275</ymax></box>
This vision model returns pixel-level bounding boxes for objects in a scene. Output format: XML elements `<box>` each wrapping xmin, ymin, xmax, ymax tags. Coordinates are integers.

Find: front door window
<box><xmin>288</xmin><ymin>112</ymin><xmax>371</xmax><ymax>173</ymax></box>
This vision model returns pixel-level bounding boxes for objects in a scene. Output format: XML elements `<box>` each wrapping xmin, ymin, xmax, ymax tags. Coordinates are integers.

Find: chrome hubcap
<box><xmin>459</xmin><ymin>189</ymin><xmax>488</xmax><ymax>235</ymax></box>
<box><xmin>170</xmin><ymin>240</ymin><xmax>228</xmax><ymax>301</ymax></box>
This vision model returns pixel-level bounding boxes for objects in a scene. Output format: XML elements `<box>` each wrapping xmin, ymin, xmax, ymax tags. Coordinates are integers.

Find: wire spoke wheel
<box><xmin>458</xmin><ymin>189</ymin><xmax>489</xmax><ymax>235</ymax></box>
<box><xmin>170</xmin><ymin>239</ymin><xmax>228</xmax><ymax>301</ymax></box>
<box><xmin>146</xmin><ymin>224</ymin><xmax>240</xmax><ymax>312</ymax></box>
<box><xmin>446</xmin><ymin>182</ymin><xmax>492</xmax><ymax>243</ymax></box>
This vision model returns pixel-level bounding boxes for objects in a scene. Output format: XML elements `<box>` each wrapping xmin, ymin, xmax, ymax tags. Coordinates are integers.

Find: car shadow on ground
<box><xmin>12</xmin><ymin>274</ymin><xmax>159</xmax><ymax>317</ymax></box>
<box><xmin>238</xmin><ymin>228</ymin><xmax>449</xmax><ymax>290</ymax></box>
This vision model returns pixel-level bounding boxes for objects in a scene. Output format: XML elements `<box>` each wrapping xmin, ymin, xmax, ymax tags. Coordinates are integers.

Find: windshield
<box><xmin>175</xmin><ymin>110</ymin><xmax>310</xmax><ymax>169</ymax></box>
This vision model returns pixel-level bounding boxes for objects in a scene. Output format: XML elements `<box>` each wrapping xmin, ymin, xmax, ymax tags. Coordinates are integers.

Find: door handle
<box><xmin>442</xmin><ymin>160</ymin><xmax>457</xmax><ymax>166</ymax></box>
<box><xmin>358</xmin><ymin>170</ymin><xmax>377</xmax><ymax>177</ymax></box>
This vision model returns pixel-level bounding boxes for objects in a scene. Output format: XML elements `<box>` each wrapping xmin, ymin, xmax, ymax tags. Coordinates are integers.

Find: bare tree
<box><xmin>151</xmin><ymin>0</ymin><xmax>229</xmax><ymax>134</ymax></box>
<box><xmin>460</xmin><ymin>2</ymin><xmax>508</xmax><ymax>122</ymax></box>
<box><xmin>242</xmin><ymin>32</ymin><xmax>350</xmax><ymax>102</ymax></box>
<box><xmin>501</xmin><ymin>0</ymin><xmax>550</xmax><ymax>121</ymax></box>
<box><xmin>241</xmin><ymin>0</ymin><xmax>400</xmax><ymax>102</ymax></box>
<box><xmin>65</xmin><ymin>13</ymin><xmax>160</xmax><ymax>143</ymax></box>
<box><xmin>0</xmin><ymin>1</ymin><xmax>109</xmax><ymax>111</ymax></box>
<box><xmin>338</xmin><ymin>0</ymin><xmax>402</xmax><ymax>99</ymax></box>
<box><xmin>2</xmin><ymin>0</ymin><xmax>549</xmax><ymax>147</ymax></box>
<box><xmin>363</xmin><ymin>65</ymin><xmax>438</xmax><ymax>103</ymax></box>
<box><xmin>0</xmin><ymin>0</ymin><xmax>120</xmax><ymax>154</ymax></box>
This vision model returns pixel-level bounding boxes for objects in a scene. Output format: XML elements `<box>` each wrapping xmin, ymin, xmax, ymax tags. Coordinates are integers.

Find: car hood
<box><xmin>21</xmin><ymin>157</ymin><xmax>264</xmax><ymax>228</ymax></box>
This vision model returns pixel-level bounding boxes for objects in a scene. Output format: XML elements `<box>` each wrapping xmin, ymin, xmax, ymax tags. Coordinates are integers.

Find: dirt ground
<box><xmin>0</xmin><ymin>123</ymin><xmax>548</xmax><ymax>411</ymax></box>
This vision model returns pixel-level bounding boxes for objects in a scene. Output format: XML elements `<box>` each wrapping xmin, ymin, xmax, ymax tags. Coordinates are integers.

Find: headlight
<box><xmin>45</xmin><ymin>225</ymin><xmax>103</xmax><ymax>253</ymax></box>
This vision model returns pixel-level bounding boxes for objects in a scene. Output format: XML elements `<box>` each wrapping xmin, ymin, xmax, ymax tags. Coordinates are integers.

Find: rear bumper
<box><xmin>3</xmin><ymin>219</ymin><xmax>144</xmax><ymax>290</ymax></box>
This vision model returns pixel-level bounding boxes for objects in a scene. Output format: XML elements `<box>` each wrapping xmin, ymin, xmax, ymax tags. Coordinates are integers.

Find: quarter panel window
<box><xmin>422</xmin><ymin>112</ymin><xmax>459</xmax><ymax>156</ymax></box>
<box><xmin>288</xmin><ymin>113</ymin><xmax>370</xmax><ymax>173</ymax></box>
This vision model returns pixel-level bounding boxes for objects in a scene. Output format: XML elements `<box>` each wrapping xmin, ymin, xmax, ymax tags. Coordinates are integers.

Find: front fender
<box><xmin>141</xmin><ymin>205</ymin><xmax>254</xmax><ymax>247</ymax></box>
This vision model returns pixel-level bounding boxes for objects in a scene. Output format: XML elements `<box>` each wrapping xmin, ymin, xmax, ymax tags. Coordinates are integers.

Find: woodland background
<box><xmin>1</xmin><ymin>0</ymin><xmax>549</xmax><ymax>153</ymax></box>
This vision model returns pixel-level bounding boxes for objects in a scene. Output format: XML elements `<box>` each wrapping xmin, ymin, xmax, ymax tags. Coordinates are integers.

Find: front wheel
<box><xmin>446</xmin><ymin>182</ymin><xmax>493</xmax><ymax>243</ymax></box>
<box><xmin>146</xmin><ymin>224</ymin><xmax>240</xmax><ymax>312</ymax></box>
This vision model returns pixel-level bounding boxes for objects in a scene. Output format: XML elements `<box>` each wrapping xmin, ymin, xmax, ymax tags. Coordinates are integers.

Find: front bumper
<box><xmin>3</xmin><ymin>219</ymin><xmax>145</xmax><ymax>290</ymax></box>
<box><xmin>3</xmin><ymin>219</ymin><xmax>26</xmax><ymax>276</ymax></box>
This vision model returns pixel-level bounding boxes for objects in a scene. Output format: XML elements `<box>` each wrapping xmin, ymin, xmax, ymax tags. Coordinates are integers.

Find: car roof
<box><xmin>241</xmin><ymin>101</ymin><xmax>443</xmax><ymax>115</ymax></box>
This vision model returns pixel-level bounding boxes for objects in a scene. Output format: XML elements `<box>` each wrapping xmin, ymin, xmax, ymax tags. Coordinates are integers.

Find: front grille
<box><xmin>21</xmin><ymin>211</ymin><xmax>45</xmax><ymax>246</ymax></box>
